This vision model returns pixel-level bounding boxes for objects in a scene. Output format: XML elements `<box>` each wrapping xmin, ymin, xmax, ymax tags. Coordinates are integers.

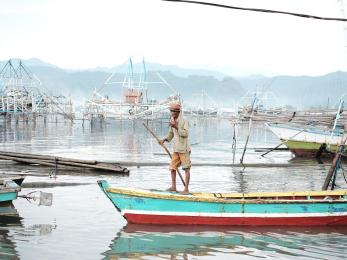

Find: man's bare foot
<box><xmin>166</xmin><ymin>187</ymin><xmax>177</xmax><ymax>192</ymax></box>
<box><xmin>179</xmin><ymin>190</ymin><xmax>189</xmax><ymax>195</ymax></box>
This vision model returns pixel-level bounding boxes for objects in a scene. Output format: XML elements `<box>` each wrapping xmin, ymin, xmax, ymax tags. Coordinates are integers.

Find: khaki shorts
<box><xmin>170</xmin><ymin>152</ymin><xmax>191</xmax><ymax>171</ymax></box>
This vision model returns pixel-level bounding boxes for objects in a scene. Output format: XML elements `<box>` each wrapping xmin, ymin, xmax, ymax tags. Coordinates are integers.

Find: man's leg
<box><xmin>168</xmin><ymin>169</ymin><xmax>177</xmax><ymax>191</ymax></box>
<box><xmin>179</xmin><ymin>152</ymin><xmax>191</xmax><ymax>195</ymax></box>
<box><xmin>180</xmin><ymin>168</ymin><xmax>190</xmax><ymax>195</ymax></box>
<box><xmin>168</xmin><ymin>153</ymin><xmax>179</xmax><ymax>192</ymax></box>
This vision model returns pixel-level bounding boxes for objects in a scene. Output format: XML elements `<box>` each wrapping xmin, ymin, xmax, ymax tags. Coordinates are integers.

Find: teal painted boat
<box><xmin>98</xmin><ymin>180</ymin><xmax>347</xmax><ymax>226</ymax></box>
<box><xmin>0</xmin><ymin>175</ymin><xmax>24</xmax><ymax>205</ymax></box>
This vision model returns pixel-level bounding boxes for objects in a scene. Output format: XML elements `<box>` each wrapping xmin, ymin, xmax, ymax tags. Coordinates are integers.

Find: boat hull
<box><xmin>98</xmin><ymin>180</ymin><xmax>347</xmax><ymax>226</ymax></box>
<box><xmin>283</xmin><ymin>140</ymin><xmax>338</xmax><ymax>157</ymax></box>
<box><xmin>124</xmin><ymin>212</ymin><xmax>347</xmax><ymax>226</ymax></box>
<box><xmin>0</xmin><ymin>191</ymin><xmax>18</xmax><ymax>203</ymax></box>
<box><xmin>266</xmin><ymin>123</ymin><xmax>345</xmax><ymax>157</ymax></box>
<box><xmin>0</xmin><ymin>177</ymin><xmax>23</xmax><ymax>204</ymax></box>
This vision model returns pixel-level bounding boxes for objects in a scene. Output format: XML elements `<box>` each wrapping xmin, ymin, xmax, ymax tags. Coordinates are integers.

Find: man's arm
<box><xmin>165</xmin><ymin>127</ymin><xmax>174</xmax><ymax>142</ymax></box>
<box><xmin>177</xmin><ymin>118</ymin><xmax>189</xmax><ymax>137</ymax></box>
<box><xmin>159</xmin><ymin>127</ymin><xmax>174</xmax><ymax>145</ymax></box>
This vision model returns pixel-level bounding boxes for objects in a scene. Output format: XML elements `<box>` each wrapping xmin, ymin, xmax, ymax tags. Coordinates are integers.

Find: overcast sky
<box><xmin>1</xmin><ymin>0</ymin><xmax>347</xmax><ymax>76</ymax></box>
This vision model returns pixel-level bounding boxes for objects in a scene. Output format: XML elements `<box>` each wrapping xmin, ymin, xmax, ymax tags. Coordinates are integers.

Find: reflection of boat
<box><xmin>0</xmin><ymin>204</ymin><xmax>22</xmax><ymax>259</ymax></box>
<box><xmin>0</xmin><ymin>175</ymin><xmax>24</xmax><ymax>206</ymax></box>
<box><xmin>102</xmin><ymin>224</ymin><xmax>347</xmax><ymax>259</ymax></box>
<box><xmin>0</xmin><ymin>202</ymin><xmax>19</xmax><ymax>217</ymax></box>
<box><xmin>98</xmin><ymin>180</ymin><xmax>347</xmax><ymax>226</ymax></box>
<box><xmin>266</xmin><ymin>123</ymin><xmax>345</xmax><ymax>157</ymax></box>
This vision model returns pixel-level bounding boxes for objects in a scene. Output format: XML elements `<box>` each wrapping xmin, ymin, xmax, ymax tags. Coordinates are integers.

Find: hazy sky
<box><xmin>1</xmin><ymin>0</ymin><xmax>347</xmax><ymax>76</ymax></box>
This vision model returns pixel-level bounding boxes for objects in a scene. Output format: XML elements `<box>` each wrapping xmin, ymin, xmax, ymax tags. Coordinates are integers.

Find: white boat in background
<box><xmin>266</xmin><ymin>123</ymin><xmax>345</xmax><ymax>157</ymax></box>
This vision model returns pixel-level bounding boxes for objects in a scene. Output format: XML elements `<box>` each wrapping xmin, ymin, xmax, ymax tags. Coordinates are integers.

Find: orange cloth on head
<box><xmin>170</xmin><ymin>103</ymin><xmax>181</xmax><ymax>112</ymax></box>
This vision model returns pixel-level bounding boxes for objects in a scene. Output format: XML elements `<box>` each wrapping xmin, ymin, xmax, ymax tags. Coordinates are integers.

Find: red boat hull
<box><xmin>124</xmin><ymin>213</ymin><xmax>347</xmax><ymax>226</ymax></box>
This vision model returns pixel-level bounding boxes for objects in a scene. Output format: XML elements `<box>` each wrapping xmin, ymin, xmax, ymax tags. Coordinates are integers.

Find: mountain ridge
<box><xmin>0</xmin><ymin>58</ymin><xmax>346</xmax><ymax>108</ymax></box>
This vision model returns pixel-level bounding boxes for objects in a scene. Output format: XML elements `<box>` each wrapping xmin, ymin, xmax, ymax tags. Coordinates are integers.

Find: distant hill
<box><xmin>0</xmin><ymin>59</ymin><xmax>244</xmax><ymax>107</ymax></box>
<box><xmin>85</xmin><ymin>61</ymin><xmax>228</xmax><ymax>80</ymax></box>
<box><xmin>1</xmin><ymin>58</ymin><xmax>346</xmax><ymax>108</ymax></box>
<box><xmin>238</xmin><ymin>72</ymin><xmax>347</xmax><ymax>109</ymax></box>
<box><xmin>0</xmin><ymin>58</ymin><xmax>57</xmax><ymax>69</ymax></box>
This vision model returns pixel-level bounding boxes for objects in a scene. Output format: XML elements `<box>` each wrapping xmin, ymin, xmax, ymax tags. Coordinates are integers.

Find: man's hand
<box><xmin>170</xmin><ymin>118</ymin><xmax>178</xmax><ymax>129</ymax></box>
<box><xmin>158</xmin><ymin>139</ymin><xmax>165</xmax><ymax>146</ymax></box>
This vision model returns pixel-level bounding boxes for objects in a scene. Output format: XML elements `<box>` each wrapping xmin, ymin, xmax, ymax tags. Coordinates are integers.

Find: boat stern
<box><xmin>0</xmin><ymin>180</ymin><xmax>21</xmax><ymax>203</ymax></box>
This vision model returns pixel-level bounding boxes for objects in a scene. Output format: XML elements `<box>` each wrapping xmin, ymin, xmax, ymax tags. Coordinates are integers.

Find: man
<box><xmin>159</xmin><ymin>103</ymin><xmax>191</xmax><ymax>194</ymax></box>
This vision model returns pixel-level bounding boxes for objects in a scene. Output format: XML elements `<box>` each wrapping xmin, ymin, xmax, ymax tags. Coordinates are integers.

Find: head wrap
<box><xmin>169</xmin><ymin>103</ymin><xmax>181</xmax><ymax>112</ymax></box>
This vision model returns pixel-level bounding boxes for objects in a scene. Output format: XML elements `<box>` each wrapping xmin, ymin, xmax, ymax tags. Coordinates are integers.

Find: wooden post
<box><xmin>232</xmin><ymin>123</ymin><xmax>237</xmax><ymax>164</ymax></box>
<box><xmin>322</xmin><ymin>137</ymin><xmax>346</xmax><ymax>190</ymax></box>
<box><xmin>240</xmin><ymin>97</ymin><xmax>257</xmax><ymax>165</ymax></box>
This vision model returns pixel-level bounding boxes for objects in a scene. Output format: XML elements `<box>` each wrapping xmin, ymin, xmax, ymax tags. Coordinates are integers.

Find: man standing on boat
<box><xmin>159</xmin><ymin>103</ymin><xmax>191</xmax><ymax>194</ymax></box>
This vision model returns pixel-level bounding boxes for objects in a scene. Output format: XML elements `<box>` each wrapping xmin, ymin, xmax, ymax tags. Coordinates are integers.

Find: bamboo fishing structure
<box><xmin>236</xmin><ymin>108</ymin><xmax>347</xmax><ymax>126</ymax></box>
<box><xmin>0</xmin><ymin>151</ymin><xmax>129</xmax><ymax>174</ymax></box>
<box><xmin>83</xmin><ymin>58</ymin><xmax>180</xmax><ymax>122</ymax></box>
<box><xmin>0</xmin><ymin>60</ymin><xmax>75</xmax><ymax>120</ymax></box>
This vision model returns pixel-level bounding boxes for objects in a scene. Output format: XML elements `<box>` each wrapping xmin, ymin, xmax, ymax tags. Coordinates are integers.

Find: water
<box><xmin>0</xmin><ymin>117</ymin><xmax>347</xmax><ymax>259</ymax></box>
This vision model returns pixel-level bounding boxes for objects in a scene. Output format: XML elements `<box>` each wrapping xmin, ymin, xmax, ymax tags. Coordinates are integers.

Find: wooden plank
<box><xmin>0</xmin><ymin>151</ymin><xmax>98</xmax><ymax>165</ymax></box>
<box><xmin>0</xmin><ymin>154</ymin><xmax>129</xmax><ymax>174</ymax></box>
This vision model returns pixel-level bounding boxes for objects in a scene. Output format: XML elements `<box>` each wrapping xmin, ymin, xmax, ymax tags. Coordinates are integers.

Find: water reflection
<box><xmin>0</xmin><ymin>118</ymin><xmax>346</xmax><ymax>259</ymax></box>
<box><xmin>103</xmin><ymin>224</ymin><xmax>347</xmax><ymax>259</ymax></box>
<box><xmin>0</xmin><ymin>117</ymin><xmax>292</xmax><ymax>164</ymax></box>
<box><xmin>0</xmin><ymin>204</ymin><xmax>22</xmax><ymax>259</ymax></box>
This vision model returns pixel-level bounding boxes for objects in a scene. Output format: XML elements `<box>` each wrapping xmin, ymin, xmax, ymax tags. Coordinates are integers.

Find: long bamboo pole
<box><xmin>142</xmin><ymin>123</ymin><xmax>186</xmax><ymax>186</ymax></box>
<box><xmin>261</xmin><ymin>127</ymin><xmax>308</xmax><ymax>157</ymax></box>
<box><xmin>240</xmin><ymin>96</ymin><xmax>257</xmax><ymax>165</ymax></box>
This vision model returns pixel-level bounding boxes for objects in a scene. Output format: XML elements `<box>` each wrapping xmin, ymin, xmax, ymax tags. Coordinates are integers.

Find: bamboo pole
<box><xmin>261</xmin><ymin>127</ymin><xmax>308</xmax><ymax>157</ymax></box>
<box><xmin>240</xmin><ymin>96</ymin><xmax>257</xmax><ymax>165</ymax></box>
<box><xmin>142</xmin><ymin>123</ymin><xmax>186</xmax><ymax>186</ymax></box>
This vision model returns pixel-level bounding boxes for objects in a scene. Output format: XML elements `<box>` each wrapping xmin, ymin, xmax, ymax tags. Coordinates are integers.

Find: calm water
<box><xmin>0</xmin><ymin>117</ymin><xmax>347</xmax><ymax>259</ymax></box>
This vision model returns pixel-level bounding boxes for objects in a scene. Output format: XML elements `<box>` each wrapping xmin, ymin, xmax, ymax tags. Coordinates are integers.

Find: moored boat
<box><xmin>98</xmin><ymin>180</ymin><xmax>347</xmax><ymax>226</ymax></box>
<box><xmin>266</xmin><ymin>123</ymin><xmax>345</xmax><ymax>157</ymax></box>
<box><xmin>0</xmin><ymin>175</ymin><xmax>24</xmax><ymax>205</ymax></box>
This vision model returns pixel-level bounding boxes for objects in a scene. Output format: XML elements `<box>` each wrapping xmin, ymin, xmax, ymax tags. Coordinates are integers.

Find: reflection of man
<box><xmin>159</xmin><ymin>103</ymin><xmax>191</xmax><ymax>194</ymax></box>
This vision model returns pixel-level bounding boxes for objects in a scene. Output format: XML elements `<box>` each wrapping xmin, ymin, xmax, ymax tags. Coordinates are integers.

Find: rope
<box><xmin>340</xmin><ymin>164</ymin><xmax>347</xmax><ymax>184</ymax></box>
<box><xmin>163</xmin><ymin>0</ymin><xmax>347</xmax><ymax>22</ymax></box>
<box><xmin>331</xmin><ymin>158</ymin><xmax>340</xmax><ymax>190</ymax></box>
<box><xmin>331</xmin><ymin>145</ymin><xmax>347</xmax><ymax>189</ymax></box>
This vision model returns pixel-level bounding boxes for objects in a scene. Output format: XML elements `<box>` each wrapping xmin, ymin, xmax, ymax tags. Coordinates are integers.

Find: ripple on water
<box><xmin>0</xmin><ymin>119</ymin><xmax>346</xmax><ymax>259</ymax></box>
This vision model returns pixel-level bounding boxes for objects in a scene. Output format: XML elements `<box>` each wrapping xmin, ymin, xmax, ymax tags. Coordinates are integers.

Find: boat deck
<box><xmin>105</xmin><ymin>186</ymin><xmax>347</xmax><ymax>203</ymax></box>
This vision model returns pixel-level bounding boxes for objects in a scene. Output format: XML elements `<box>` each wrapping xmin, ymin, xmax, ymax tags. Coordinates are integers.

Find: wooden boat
<box><xmin>0</xmin><ymin>175</ymin><xmax>24</xmax><ymax>205</ymax></box>
<box><xmin>98</xmin><ymin>180</ymin><xmax>347</xmax><ymax>226</ymax></box>
<box><xmin>266</xmin><ymin>123</ymin><xmax>345</xmax><ymax>157</ymax></box>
